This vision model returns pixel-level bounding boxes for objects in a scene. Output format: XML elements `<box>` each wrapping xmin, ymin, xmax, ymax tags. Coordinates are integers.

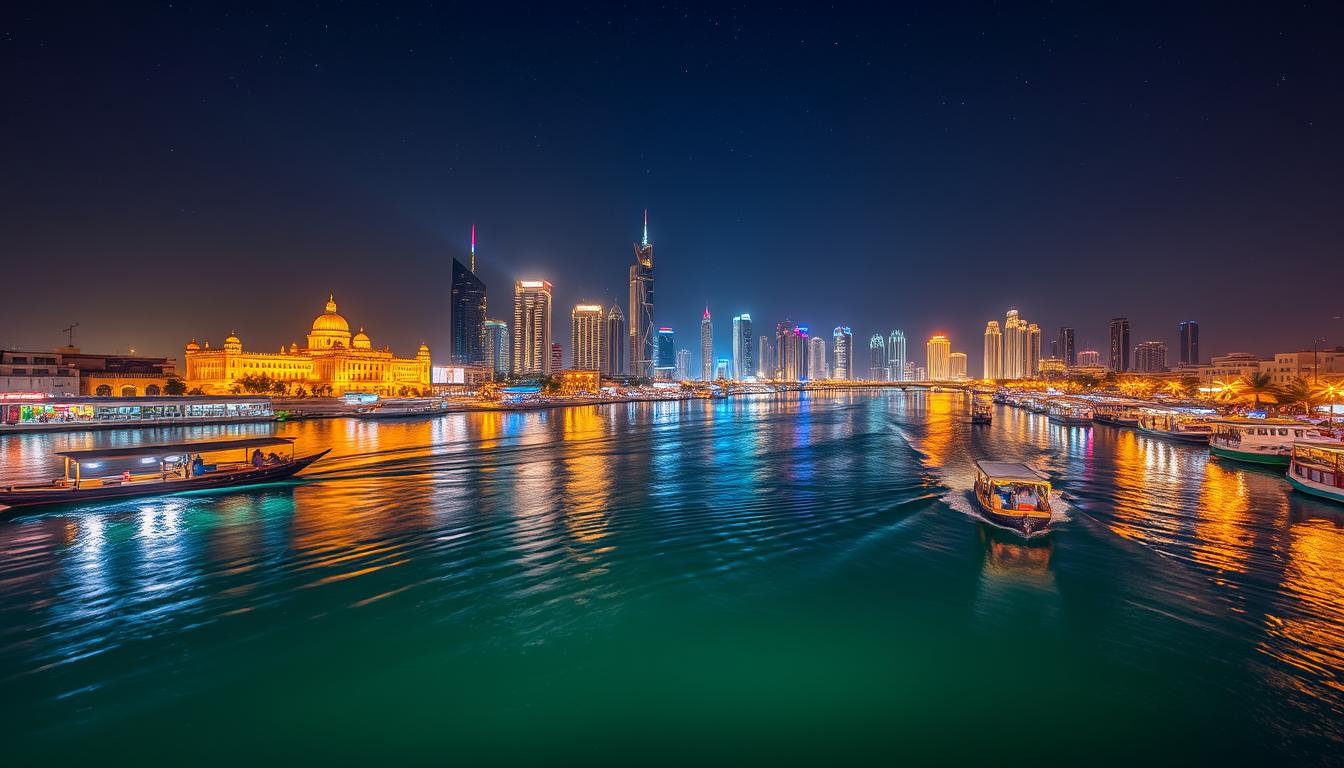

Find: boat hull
<box><xmin>974</xmin><ymin>497</ymin><xmax>1051</xmax><ymax>538</ymax></box>
<box><xmin>0</xmin><ymin>450</ymin><xmax>331</xmax><ymax>511</ymax></box>
<box><xmin>971</xmin><ymin>416</ymin><xmax>992</xmax><ymax>425</ymax></box>
<box><xmin>1287</xmin><ymin>474</ymin><xmax>1344</xmax><ymax>505</ymax></box>
<box><xmin>1137</xmin><ymin>427</ymin><xmax>1210</xmax><ymax>444</ymax></box>
<box><xmin>1092</xmin><ymin>414</ymin><xmax>1138</xmax><ymax>427</ymax></box>
<box><xmin>1048</xmin><ymin>416</ymin><xmax>1092</xmax><ymax>425</ymax></box>
<box><xmin>1210</xmin><ymin>444</ymin><xmax>1290</xmax><ymax>467</ymax></box>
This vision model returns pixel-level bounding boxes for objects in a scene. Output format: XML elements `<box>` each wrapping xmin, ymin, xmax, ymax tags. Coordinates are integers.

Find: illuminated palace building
<box><xmin>184</xmin><ymin>295</ymin><xmax>431</xmax><ymax>396</ymax></box>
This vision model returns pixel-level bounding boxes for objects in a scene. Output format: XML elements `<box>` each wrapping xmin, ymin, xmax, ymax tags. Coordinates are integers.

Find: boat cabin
<box><xmin>974</xmin><ymin>461</ymin><xmax>1052</xmax><ymax>514</ymax></box>
<box><xmin>47</xmin><ymin>437</ymin><xmax>297</xmax><ymax>491</ymax></box>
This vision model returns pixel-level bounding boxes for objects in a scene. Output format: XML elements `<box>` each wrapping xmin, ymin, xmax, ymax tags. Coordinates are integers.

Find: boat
<box><xmin>972</xmin><ymin>461</ymin><xmax>1053</xmax><ymax>537</ymax></box>
<box><xmin>0</xmin><ymin>437</ymin><xmax>329</xmax><ymax>511</ymax></box>
<box><xmin>1047</xmin><ymin>402</ymin><xmax>1092</xmax><ymax>425</ymax></box>
<box><xmin>1286</xmin><ymin>442</ymin><xmax>1344</xmax><ymax>505</ymax></box>
<box><xmin>971</xmin><ymin>402</ymin><xmax>993</xmax><ymax>424</ymax></box>
<box><xmin>352</xmin><ymin>399</ymin><xmax>448</xmax><ymax>419</ymax></box>
<box><xmin>1135</xmin><ymin>410</ymin><xmax>1215</xmax><ymax>444</ymax></box>
<box><xmin>1209</xmin><ymin>419</ymin><xmax>1337</xmax><ymax>467</ymax></box>
<box><xmin>1092</xmin><ymin>403</ymin><xmax>1142</xmax><ymax>427</ymax></box>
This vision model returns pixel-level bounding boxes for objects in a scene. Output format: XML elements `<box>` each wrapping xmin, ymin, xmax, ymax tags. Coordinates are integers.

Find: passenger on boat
<box><xmin>1013</xmin><ymin>485</ymin><xmax>1040</xmax><ymax>510</ymax></box>
<box><xmin>251</xmin><ymin>449</ymin><xmax>265</xmax><ymax>468</ymax></box>
<box><xmin>192</xmin><ymin>455</ymin><xmax>204</xmax><ymax>476</ymax></box>
<box><xmin>266</xmin><ymin>451</ymin><xmax>282</xmax><ymax>465</ymax></box>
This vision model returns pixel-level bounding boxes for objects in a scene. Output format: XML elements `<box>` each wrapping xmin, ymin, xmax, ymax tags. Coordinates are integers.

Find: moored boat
<box><xmin>1047</xmin><ymin>402</ymin><xmax>1092</xmax><ymax>425</ymax></box>
<box><xmin>0</xmin><ymin>437</ymin><xmax>329</xmax><ymax>511</ymax></box>
<box><xmin>1092</xmin><ymin>403</ymin><xmax>1142</xmax><ymax>427</ymax></box>
<box><xmin>1136</xmin><ymin>410</ymin><xmax>1214</xmax><ymax>444</ymax></box>
<box><xmin>971</xmin><ymin>401</ymin><xmax>993</xmax><ymax>424</ymax></box>
<box><xmin>353</xmin><ymin>399</ymin><xmax>448</xmax><ymax>419</ymax></box>
<box><xmin>1210</xmin><ymin>419</ymin><xmax>1337</xmax><ymax>466</ymax></box>
<box><xmin>973</xmin><ymin>461</ymin><xmax>1053</xmax><ymax>538</ymax></box>
<box><xmin>1287</xmin><ymin>442</ymin><xmax>1344</xmax><ymax>504</ymax></box>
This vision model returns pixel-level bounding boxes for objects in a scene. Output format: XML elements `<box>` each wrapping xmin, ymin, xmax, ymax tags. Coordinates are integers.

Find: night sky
<box><xmin>5</xmin><ymin>2</ymin><xmax>1342</xmax><ymax>371</ymax></box>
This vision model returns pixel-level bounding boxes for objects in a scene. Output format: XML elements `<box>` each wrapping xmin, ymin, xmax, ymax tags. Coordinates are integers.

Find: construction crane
<box><xmin>62</xmin><ymin>322</ymin><xmax>80</xmax><ymax>347</ymax></box>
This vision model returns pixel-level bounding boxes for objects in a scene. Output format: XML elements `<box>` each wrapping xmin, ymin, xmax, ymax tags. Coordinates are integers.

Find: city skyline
<box><xmin>4</xmin><ymin>5</ymin><xmax>1341</xmax><ymax>363</ymax></box>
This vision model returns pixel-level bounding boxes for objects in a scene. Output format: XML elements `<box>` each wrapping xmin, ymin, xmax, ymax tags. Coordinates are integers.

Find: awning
<box><xmin>56</xmin><ymin>437</ymin><xmax>295</xmax><ymax>462</ymax></box>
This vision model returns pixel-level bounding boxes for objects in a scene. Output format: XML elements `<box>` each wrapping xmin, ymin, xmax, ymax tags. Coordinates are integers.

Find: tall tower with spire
<box><xmin>450</xmin><ymin>226</ymin><xmax>487</xmax><ymax>364</ymax></box>
<box><xmin>700</xmin><ymin>305</ymin><xmax>714</xmax><ymax>380</ymax></box>
<box><xmin>628</xmin><ymin>209</ymin><xmax>655</xmax><ymax>378</ymax></box>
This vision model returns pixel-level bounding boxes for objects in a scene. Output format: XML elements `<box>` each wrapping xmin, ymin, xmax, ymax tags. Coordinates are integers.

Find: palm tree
<box><xmin>1237</xmin><ymin>372</ymin><xmax>1279</xmax><ymax>410</ymax></box>
<box><xmin>1279</xmin><ymin>377</ymin><xmax>1320</xmax><ymax>416</ymax></box>
<box><xmin>1212</xmin><ymin>378</ymin><xmax>1243</xmax><ymax>403</ymax></box>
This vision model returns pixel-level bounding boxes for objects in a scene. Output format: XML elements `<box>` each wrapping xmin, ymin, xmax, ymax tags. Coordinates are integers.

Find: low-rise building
<box><xmin>554</xmin><ymin>369</ymin><xmax>601</xmax><ymax>395</ymax></box>
<box><xmin>0</xmin><ymin>351</ymin><xmax>80</xmax><ymax>395</ymax></box>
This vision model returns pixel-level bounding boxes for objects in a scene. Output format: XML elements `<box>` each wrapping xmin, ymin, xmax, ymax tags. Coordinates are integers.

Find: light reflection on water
<box><xmin>1</xmin><ymin>391</ymin><xmax>1343</xmax><ymax>761</ymax></box>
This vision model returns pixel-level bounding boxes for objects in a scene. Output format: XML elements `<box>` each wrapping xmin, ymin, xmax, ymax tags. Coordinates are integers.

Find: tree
<box><xmin>1179</xmin><ymin>375</ymin><xmax>1201</xmax><ymax>398</ymax></box>
<box><xmin>164</xmin><ymin>379</ymin><xmax>188</xmax><ymax>396</ymax></box>
<box><xmin>270</xmin><ymin>380</ymin><xmax>290</xmax><ymax>396</ymax></box>
<box><xmin>1280</xmin><ymin>378</ymin><xmax>1322</xmax><ymax>416</ymax></box>
<box><xmin>1237</xmin><ymin>372</ymin><xmax>1279</xmax><ymax>410</ymax></box>
<box><xmin>187</xmin><ymin>386</ymin><xmax>205</xmax><ymax>396</ymax></box>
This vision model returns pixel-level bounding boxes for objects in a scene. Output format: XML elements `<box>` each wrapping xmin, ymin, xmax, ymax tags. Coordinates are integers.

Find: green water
<box><xmin>2</xmin><ymin>391</ymin><xmax>1342</xmax><ymax>764</ymax></box>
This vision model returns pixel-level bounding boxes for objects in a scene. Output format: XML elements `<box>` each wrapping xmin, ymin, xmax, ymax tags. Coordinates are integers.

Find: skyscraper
<box><xmin>449</xmin><ymin>227</ymin><xmax>487</xmax><ymax>364</ymax></box>
<box><xmin>656</xmin><ymin>327</ymin><xmax>675</xmax><ymax>380</ymax></box>
<box><xmin>699</xmin><ymin>306</ymin><xmax>714</xmax><ymax>380</ymax></box>
<box><xmin>732</xmin><ymin>314</ymin><xmax>753</xmax><ymax>380</ymax></box>
<box><xmin>604</xmin><ymin>303</ymin><xmax>626</xmax><ymax>375</ymax></box>
<box><xmin>808</xmin><ymin>336</ymin><xmax>827</xmax><ymax>380</ymax></box>
<box><xmin>983</xmin><ymin>321</ymin><xmax>1003</xmax><ymax>379</ymax></box>
<box><xmin>757</xmin><ymin>335</ymin><xmax>772</xmax><ymax>379</ymax></box>
<box><xmin>1178</xmin><ymin>321</ymin><xmax>1200</xmax><ymax>366</ymax></box>
<box><xmin>887</xmin><ymin>331</ymin><xmax>907</xmax><ymax>381</ymax></box>
<box><xmin>714</xmin><ymin>359</ymin><xmax>729</xmax><ymax>380</ymax></box>
<box><xmin>1003</xmin><ymin>309</ymin><xmax>1026</xmax><ymax>379</ymax></box>
<box><xmin>1026</xmin><ymin>323</ymin><xmax>1041</xmax><ymax>377</ymax></box>
<box><xmin>926</xmin><ymin>334</ymin><xmax>951</xmax><ymax>380</ymax></box>
<box><xmin>1077</xmin><ymin>349</ymin><xmax>1102</xmax><ymax>367</ymax></box>
<box><xmin>1109</xmin><ymin>317</ymin><xmax>1131</xmax><ymax>372</ymax></box>
<box><xmin>675</xmin><ymin>348</ymin><xmax>692</xmax><ymax>380</ymax></box>
<box><xmin>570</xmin><ymin>304</ymin><xmax>604</xmax><ymax>371</ymax></box>
<box><xmin>512</xmin><ymin>280</ymin><xmax>552</xmax><ymax>376</ymax></box>
<box><xmin>628</xmin><ymin>210</ymin><xmax>655</xmax><ymax>378</ymax></box>
<box><xmin>869</xmin><ymin>334</ymin><xmax>888</xmax><ymax>380</ymax></box>
<box><xmin>949</xmin><ymin>352</ymin><xmax>967</xmax><ymax>380</ymax></box>
<box><xmin>832</xmin><ymin>326</ymin><xmax>852</xmax><ymax>380</ymax></box>
<box><xmin>1057</xmin><ymin>326</ymin><xmax>1076</xmax><ymax>367</ymax></box>
<box><xmin>775</xmin><ymin>322</ymin><xmax>807</xmax><ymax>381</ymax></box>
<box><xmin>549</xmin><ymin>343</ymin><xmax>563</xmax><ymax>374</ymax></box>
<box><xmin>1134</xmin><ymin>341</ymin><xmax>1168</xmax><ymax>373</ymax></box>
<box><xmin>483</xmin><ymin>319</ymin><xmax>509</xmax><ymax>378</ymax></box>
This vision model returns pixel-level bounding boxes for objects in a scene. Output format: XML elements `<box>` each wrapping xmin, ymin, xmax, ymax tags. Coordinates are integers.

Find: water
<box><xmin>2</xmin><ymin>391</ymin><xmax>1342</xmax><ymax>764</ymax></box>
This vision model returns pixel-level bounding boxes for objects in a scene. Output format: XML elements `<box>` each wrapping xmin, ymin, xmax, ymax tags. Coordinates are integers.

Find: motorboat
<box><xmin>1209</xmin><ymin>419</ymin><xmax>1337</xmax><ymax>467</ymax></box>
<box><xmin>1287</xmin><ymin>442</ymin><xmax>1344</xmax><ymax>505</ymax></box>
<box><xmin>971</xmin><ymin>402</ymin><xmax>993</xmax><ymax>424</ymax></box>
<box><xmin>352</xmin><ymin>399</ymin><xmax>449</xmax><ymax>419</ymax></box>
<box><xmin>1135</xmin><ymin>410</ymin><xmax>1215</xmax><ymax>444</ymax></box>
<box><xmin>1092</xmin><ymin>403</ymin><xmax>1142</xmax><ymax>427</ymax></box>
<box><xmin>0</xmin><ymin>437</ymin><xmax>329</xmax><ymax>511</ymax></box>
<box><xmin>973</xmin><ymin>461</ymin><xmax>1053</xmax><ymax>538</ymax></box>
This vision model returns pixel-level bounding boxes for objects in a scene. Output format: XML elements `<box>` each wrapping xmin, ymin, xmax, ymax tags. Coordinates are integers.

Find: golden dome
<box><xmin>311</xmin><ymin>293</ymin><xmax>350</xmax><ymax>334</ymax></box>
<box><xmin>185</xmin><ymin>339</ymin><xmax>201</xmax><ymax>351</ymax></box>
<box><xmin>352</xmin><ymin>328</ymin><xmax>372</xmax><ymax>349</ymax></box>
<box><xmin>225</xmin><ymin>332</ymin><xmax>242</xmax><ymax>346</ymax></box>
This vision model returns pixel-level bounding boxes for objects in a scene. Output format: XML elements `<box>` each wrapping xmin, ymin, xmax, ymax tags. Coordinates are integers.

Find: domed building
<box><xmin>184</xmin><ymin>295</ymin><xmax>431</xmax><ymax>396</ymax></box>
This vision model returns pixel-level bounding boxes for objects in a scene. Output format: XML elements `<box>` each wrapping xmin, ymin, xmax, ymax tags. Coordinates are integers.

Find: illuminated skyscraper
<box><xmin>483</xmin><ymin>319</ymin><xmax>509</xmax><ymax>378</ymax></box>
<box><xmin>949</xmin><ymin>352</ymin><xmax>967</xmax><ymax>380</ymax></box>
<box><xmin>1109</xmin><ymin>317</ymin><xmax>1131</xmax><ymax>372</ymax></box>
<box><xmin>1178</xmin><ymin>321</ymin><xmax>1200</xmax><ymax>366</ymax></box>
<box><xmin>983</xmin><ymin>321</ymin><xmax>1003</xmax><ymax>379</ymax></box>
<box><xmin>699</xmin><ymin>306</ymin><xmax>714</xmax><ymax>380</ymax></box>
<box><xmin>628</xmin><ymin>210</ymin><xmax>655</xmax><ymax>378</ymax></box>
<box><xmin>570</xmin><ymin>304</ymin><xmax>604</xmax><ymax>371</ymax></box>
<box><xmin>449</xmin><ymin>225</ymin><xmax>487</xmax><ymax>364</ymax></box>
<box><xmin>808</xmin><ymin>336</ymin><xmax>828</xmax><ymax>380</ymax></box>
<box><xmin>832</xmin><ymin>326</ymin><xmax>852</xmax><ymax>380</ymax></box>
<box><xmin>512</xmin><ymin>280</ymin><xmax>552</xmax><ymax>376</ymax></box>
<box><xmin>869</xmin><ymin>334</ymin><xmax>888</xmax><ymax>380</ymax></box>
<box><xmin>926</xmin><ymin>334</ymin><xmax>951</xmax><ymax>380</ymax></box>
<box><xmin>1077</xmin><ymin>349</ymin><xmax>1102</xmax><ymax>367</ymax></box>
<box><xmin>1026</xmin><ymin>323</ymin><xmax>1041</xmax><ymax>376</ymax></box>
<box><xmin>1057</xmin><ymin>326</ymin><xmax>1076</xmax><ymax>367</ymax></box>
<box><xmin>732</xmin><ymin>314</ymin><xmax>753</xmax><ymax>380</ymax></box>
<box><xmin>604</xmin><ymin>303</ymin><xmax>625</xmax><ymax>375</ymax></box>
<box><xmin>549</xmin><ymin>343</ymin><xmax>563</xmax><ymax>374</ymax></box>
<box><xmin>655</xmin><ymin>327</ymin><xmax>676</xmax><ymax>380</ymax></box>
<box><xmin>1003</xmin><ymin>309</ymin><xmax>1026</xmax><ymax>379</ymax></box>
<box><xmin>714</xmin><ymin>358</ymin><xmax>730</xmax><ymax>380</ymax></box>
<box><xmin>675</xmin><ymin>348</ymin><xmax>692</xmax><ymax>380</ymax></box>
<box><xmin>887</xmin><ymin>330</ymin><xmax>907</xmax><ymax>381</ymax></box>
<box><xmin>775</xmin><ymin>322</ymin><xmax>808</xmax><ymax>380</ymax></box>
<box><xmin>1134</xmin><ymin>341</ymin><xmax>1168</xmax><ymax>373</ymax></box>
<box><xmin>757</xmin><ymin>335</ymin><xmax>772</xmax><ymax>379</ymax></box>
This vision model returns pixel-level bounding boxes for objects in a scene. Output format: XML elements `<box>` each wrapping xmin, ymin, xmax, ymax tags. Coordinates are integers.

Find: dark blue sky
<box><xmin>4</xmin><ymin>2</ymin><xmax>1342</xmax><ymax>371</ymax></box>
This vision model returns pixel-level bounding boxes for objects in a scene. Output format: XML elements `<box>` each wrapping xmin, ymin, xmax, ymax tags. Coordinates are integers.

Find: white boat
<box><xmin>353</xmin><ymin>399</ymin><xmax>448</xmax><ymax>419</ymax></box>
<box><xmin>1287</xmin><ymin>442</ymin><xmax>1344</xmax><ymax>505</ymax></box>
<box><xmin>1209</xmin><ymin>419</ymin><xmax>1336</xmax><ymax>467</ymax></box>
<box><xmin>1047</xmin><ymin>402</ymin><xmax>1092</xmax><ymax>425</ymax></box>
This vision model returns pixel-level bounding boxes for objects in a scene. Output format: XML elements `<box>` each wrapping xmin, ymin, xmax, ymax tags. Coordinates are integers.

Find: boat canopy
<box><xmin>975</xmin><ymin>461</ymin><xmax>1048</xmax><ymax>483</ymax></box>
<box><xmin>55</xmin><ymin>437</ymin><xmax>296</xmax><ymax>462</ymax></box>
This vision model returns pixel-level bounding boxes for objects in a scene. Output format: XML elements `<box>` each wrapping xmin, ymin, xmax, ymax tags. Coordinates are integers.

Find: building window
<box><xmin>120</xmin><ymin>385</ymin><xmax>137</xmax><ymax>397</ymax></box>
<box><xmin>95</xmin><ymin>384</ymin><xmax>112</xmax><ymax>396</ymax></box>
<box><xmin>145</xmin><ymin>384</ymin><xmax>161</xmax><ymax>396</ymax></box>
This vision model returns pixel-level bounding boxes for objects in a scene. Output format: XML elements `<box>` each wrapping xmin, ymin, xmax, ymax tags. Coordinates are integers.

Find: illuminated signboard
<box><xmin>432</xmin><ymin>365</ymin><xmax>465</xmax><ymax>385</ymax></box>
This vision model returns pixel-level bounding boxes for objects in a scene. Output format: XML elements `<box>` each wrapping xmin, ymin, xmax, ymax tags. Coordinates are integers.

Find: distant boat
<box><xmin>1092</xmin><ymin>403</ymin><xmax>1142</xmax><ymax>427</ymax></box>
<box><xmin>1287</xmin><ymin>442</ymin><xmax>1344</xmax><ymax>505</ymax></box>
<box><xmin>352</xmin><ymin>399</ymin><xmax>448</xmax><ymax>419</ymax></box>
<box><xmin>1046</xmin><ymin>402</ymin><xmax>1093</xmax><ymax>425</ymax></box>
<box><xmin>971</xmin><ymin>402</ymin><xmax>993</xmax><ymax>424</ymax></box>
<box><xmin>0</xmin><ymin>437</ymin><xmax>329</xmax><ymax>511</ymax></box>
<box><xmin>1210</xmin><ymin>419</ymin><xmax>1337</xmax><ymax>466</ymax></box>
<box><xmin>973</xmin><ymin>461</ymin><xmax>1053</xmax><ymax>538</ymax></box>
<box><xmin>1136</xmin><ymin>410</ymin><xmax>1215</xmax><ymax>444</ymax></box>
